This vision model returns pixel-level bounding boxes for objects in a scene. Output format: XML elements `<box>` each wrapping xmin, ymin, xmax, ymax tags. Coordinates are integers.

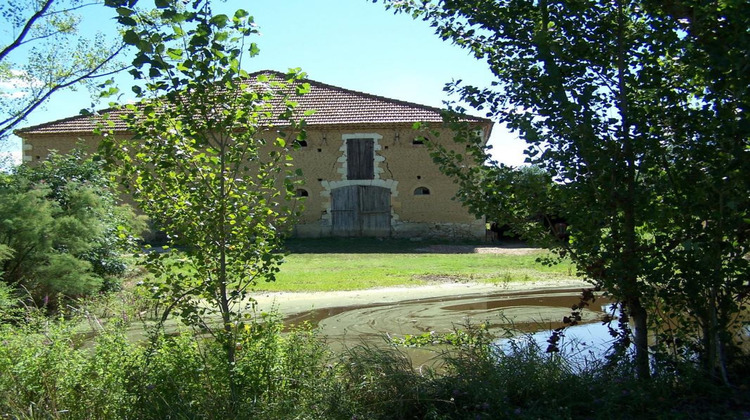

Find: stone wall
<box><xmin>20</xmin><ymin>123</ymin><xmax>486</xmax><ymax>239</ymax></box>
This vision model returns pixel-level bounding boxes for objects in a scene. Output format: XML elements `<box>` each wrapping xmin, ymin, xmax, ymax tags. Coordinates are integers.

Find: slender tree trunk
<box><xmin>217</xmin><ymin>136</ymin><xmax>237</xmax><ymax>411</ymax></box>
<box><xmin>616</xmin><ymin>0</ymin><xmax>650</xmax><ymax>379</ymax></box>
<box><xmin>218</xmin><ymin>137</ymin><xmax>234</xmax><ymax>363</ymax></box>
<box><xmin>706</xmin><ymin>286</ymin><xmax>730</xmax><ymax>385</ymax></box>
<box><xmin>706</xmin><ymin>210</ymin><xmax>730</xmax><ymax>384</ymax></box>
<box><xmin>627</xmin><ymin>298</ymin><xmax>650</xmax><ymax>377</ymax></box>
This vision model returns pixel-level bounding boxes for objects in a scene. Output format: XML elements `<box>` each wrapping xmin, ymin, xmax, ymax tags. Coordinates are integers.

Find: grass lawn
<box><xmin>254</xmin><ymin>238</ymin><xmax>580</xmax><ymax>292</ymax></box>
<box><xmin>137</xmin><ymin>238</ymin><xmax>580</xmax><ymax>293</ymax></box>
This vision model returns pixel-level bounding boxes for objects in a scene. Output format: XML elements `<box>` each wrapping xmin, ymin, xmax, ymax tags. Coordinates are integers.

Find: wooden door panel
<box><xmin>346</xmin><ymin>139</ymin><xmax>374</xmax><ymax>180</ymax></box>
<box><xmin>359</xmin><ymin>186</ymin><xmax>390</xmax><ymax>236</ymax></box>
<box><xmin>331</xmin><ymin>185</ymin><xmax>391</xmax><ymax>237</ymax></box>
<box><xmin>331</xmin><ymin>186</ymin><xmax>358</xmax><ymax>236</ymax></box>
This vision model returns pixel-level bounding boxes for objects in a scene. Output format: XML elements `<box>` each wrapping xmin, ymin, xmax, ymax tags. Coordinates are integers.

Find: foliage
<box><xmin>337</xmin><ymin>328</ymin><xmax>749</xmax><ymax>419</ymax></box>
<box><xmin>15</xmin><ymin>148</ymin><xmax>146</xmax><ymax>278</ymax></box>
<box><xmin>99</xmin><ymin>0</ymin><xmax>307</xmax><ymax>375</ymax></box>
<box><xmin>123</xmin><ymin>317</ymin><xmax>336</xmax><ymax>419</ymax></box>
<box><xmin>390</xmin><ymin>322</ymin><xmax>497</xmax><ymax>348</ymax></box>
<box><xmin>0</xmin><ymin>0</ymin><xmax>127</xmax><ymax>140</ymax></box>
<box><xmin>0</xmin><ymin>308</ymin><xmax>335</xmax><ymax>419</ymax></box>
<box><xmin>0</xmin><ymin>301</ymin><xmax>747</xmax><ymax>419</ymax></box>
<box><xmin>0</xmin><ymin>312</ymin><xmax>136</xmax><ymax>419</ymax></box>
<box><xmin>380</xmin><ymin>0</ymin><xmax>750</xmax><ymax>380</ymax></box>
<box><xmin>0</xmin><ymin>279</ymin><xmax>20</xmax><ymax>321</ymax></box>
<box><xmin>0</xmin><ymin>150</ymin><xmax>145</xmax><ymax>307</ymax></box>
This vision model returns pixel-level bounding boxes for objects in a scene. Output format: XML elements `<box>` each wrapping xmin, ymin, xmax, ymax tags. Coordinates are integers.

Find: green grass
<box><xmin>256</xmin><ymin>238</ymin><xmax>579</xmax><ymax>292</ymax></box>
<box><xmin>137</xmin><ymin>238</ymin><xmax>579</xmax><ymax>292</ymax></box>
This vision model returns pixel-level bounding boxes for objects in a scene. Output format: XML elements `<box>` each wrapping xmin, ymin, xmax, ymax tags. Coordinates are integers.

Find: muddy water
<box><xmin>76</xmin><ymin>285</ymin><xmax>615</xmax><ymax>368</ymax></box>
<box><xmin>283</xmin><ymin>288</ymin><xmax>614</xmax><ymax>364</ymax></box>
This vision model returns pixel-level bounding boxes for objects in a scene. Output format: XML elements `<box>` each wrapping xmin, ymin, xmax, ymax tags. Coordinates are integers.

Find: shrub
<box><xmin>0</xmin><ymin>150</ymin><xmax>146</xmax><ymax>308</ymax></box>
<box><xmin>0</xmin><ymin>313</ymin><xmax>135</xmax><ymax>419</ymax></box>
<box><xmin>0</xmin><ymin>309</ymin><xmax>338</xmax><ymax>419</ymax></box>
<box><xmin>125</xmin><ymin>313</ymin><xmax>337</xmax><ymax>419</ymax></box>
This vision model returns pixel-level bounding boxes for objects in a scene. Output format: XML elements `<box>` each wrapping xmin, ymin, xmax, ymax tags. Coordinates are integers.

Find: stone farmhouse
<box><xmin>15</xmin><ymin>70</ymin><xmax>492</xmax><ymax>239</ymax></box>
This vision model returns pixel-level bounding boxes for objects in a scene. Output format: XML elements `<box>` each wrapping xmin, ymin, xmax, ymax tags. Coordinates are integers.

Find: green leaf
<box><xmin>296</xmin><ymin>83</ymin><xmax>311</xmax><ymax>95</ymax></box>
<box><xmin>167</xmin><ymin>48</ymin><xmax>183</xmax><ymax>60</ymax></box>
<box><xmin>116</xmin><ymin>7</ymin><xmax>134</xmax><ymax>17</ymax></box>
<box><xmin>122</xmin><ymin>30</ymin><xmax>140</xmax><ymax>46</ymax></box>
<box><xmin>210</xmin><ymin>14</ymin><xmax>229</xmax><ymax>28</ymax></box>
<box><xmin>118</xmin><ymin>16</ymin><xmax>137</xmax><ymax>26</ymax></box>
<box><xmin>248</xmin><ymin>42</ymin><xmax>260</xmax><ymax>57</ymax></box>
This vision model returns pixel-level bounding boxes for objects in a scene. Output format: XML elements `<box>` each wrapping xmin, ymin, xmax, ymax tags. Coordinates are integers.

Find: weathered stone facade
<box><xmin>288</xmin><ymin>125</ymin><xmax>486</xmax><ymax>239</ymax></box>
<box><xmin>16</xmin><ymin>71</ymin><xmax>491</xmax><ymax>240</ymax></box>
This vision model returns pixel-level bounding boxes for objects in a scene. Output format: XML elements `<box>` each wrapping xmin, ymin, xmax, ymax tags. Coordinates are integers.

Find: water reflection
<box><xmin>497</xmin><ymin>306</ymin><xmax>620</xmax><ymax>370</ymax></box>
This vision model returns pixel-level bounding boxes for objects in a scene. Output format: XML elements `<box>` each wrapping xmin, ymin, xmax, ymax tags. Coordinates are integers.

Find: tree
<box><xmin>0</xmin><ymin>0</ymin><xmax>127</xmax><ymax>141</ymax></box>
<box><xmin>99</xmin><ymin>0</ymin><xmax>307</xmax><ymax>378</ymax></box>
<box><xmin>382</xmin><ymin>0</ymin><xmax>749</xmax><ymax>381</ymax></box>
<box><xmin>15</xmin><ymin>148</ymin><xmax>147</xmax><ymax>279</ymax></box>
<box><xmin>0</xmin><ymin>149</ymin><xmax>146</xmax><ymax>307</ymax></box>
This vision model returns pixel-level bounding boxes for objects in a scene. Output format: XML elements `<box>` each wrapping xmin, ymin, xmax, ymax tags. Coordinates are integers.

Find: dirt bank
<box><xmin>252</xmin><ymin>279</ymin><xmax>591</xmax><ymax>319</ymax></box>
<box><xmin>415</xmin><ymin>244</ymin><xmax>543</xmax><ymax>255</ymax></box>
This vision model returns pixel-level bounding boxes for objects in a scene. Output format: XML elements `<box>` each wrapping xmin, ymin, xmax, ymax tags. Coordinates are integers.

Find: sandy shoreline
<box><xmin>253</xmin><ymin>279</ymin><xmax>591</xmax><ymax>318</ymax></box>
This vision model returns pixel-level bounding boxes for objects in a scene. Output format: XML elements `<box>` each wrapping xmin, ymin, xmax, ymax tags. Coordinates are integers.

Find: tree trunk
<box><xmin>616</xmin><ymin>0</ymin><xmax>650</xmax><ymax>380</ymax></box>
<box><xmin>627</xmin><ymin>297</ymin><xmax>650</xmax><ymax>378</ymax></box>
<box><xmin>219</xmin><ymin>138</ymin><xmax>235</xmax><ymax>365</ymax></box>
<box><xmin>217</xmin><ymin>136</ymin><xmax>237</xmax><ymax>411</ymax></box>
<box><xmin>706</xmin><ymin>286</ymin><xmax>730</xmax><ymax>385</ymax></box>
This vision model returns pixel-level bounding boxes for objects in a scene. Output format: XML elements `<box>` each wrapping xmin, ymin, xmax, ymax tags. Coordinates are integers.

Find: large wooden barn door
<box><xmin>331</xmin><ymin>185</ymin><xmax>391</xmax><ymax>237</ymax></box>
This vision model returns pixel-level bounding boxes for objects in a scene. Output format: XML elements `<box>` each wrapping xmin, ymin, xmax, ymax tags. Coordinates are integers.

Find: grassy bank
<box><xmin>140</xmin><ymin>238</ymin><xmax>578</xmax><ymax>292</ymax></box>
<box><xmin>263</xmin><ymin>238</ymin><xmax>577</xmax><ymax>292</ymax></box>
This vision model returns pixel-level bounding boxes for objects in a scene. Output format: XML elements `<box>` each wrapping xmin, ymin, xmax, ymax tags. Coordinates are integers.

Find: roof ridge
<box><xmin>14</xmin><ymin>108</ymin><xmax>106</xmax><ymax>134</ymax></box>
<box><xmin>15</xmin><ymin>70</ymin><xmax>491</xmax><ymax>135</ymax></box>
<box><xmin>247</xmin><ymin>69</ymin><xmax>488</xmax><ymax>123</ymax></box>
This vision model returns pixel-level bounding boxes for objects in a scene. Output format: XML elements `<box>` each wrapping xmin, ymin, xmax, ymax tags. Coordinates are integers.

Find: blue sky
<box><xmin>6</xmin><ymin>0</ymin><xmax>527</xmax><ymax>166</ymax></box>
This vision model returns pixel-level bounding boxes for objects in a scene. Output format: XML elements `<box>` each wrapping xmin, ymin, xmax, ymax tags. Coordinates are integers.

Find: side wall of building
<box><xmin>21</xmin><ymin>134</ymin><xmax>100</xmax><ymax>164</ymax></box>
<box><xmin>20</xmin><ymin>123</ymin><xmax>485</xmax><ymax>240</ymax></box>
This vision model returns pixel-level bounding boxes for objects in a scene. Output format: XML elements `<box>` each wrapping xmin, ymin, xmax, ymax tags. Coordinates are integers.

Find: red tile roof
<box><xmin>15</xmin><ymin>70</ymin><xmax>490</xmax><ymax>136</ymax></box>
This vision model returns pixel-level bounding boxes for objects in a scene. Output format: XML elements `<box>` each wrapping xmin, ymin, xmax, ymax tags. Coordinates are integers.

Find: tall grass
<box><xmin>0</xmin><ymin>310</ymin><xmax>747</xmax><ymax>419</ymax></box>
<box><xmin>0</xmin><ymin>311</ymin><xmax>336</xmax><ymax>419</ymax></box>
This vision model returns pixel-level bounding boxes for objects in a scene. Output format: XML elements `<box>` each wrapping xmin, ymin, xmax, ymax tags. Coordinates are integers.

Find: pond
<box><xmin>276</xmin><ymin>285</ymin><xmax>616</xmax><ymax>366</ymax></box>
